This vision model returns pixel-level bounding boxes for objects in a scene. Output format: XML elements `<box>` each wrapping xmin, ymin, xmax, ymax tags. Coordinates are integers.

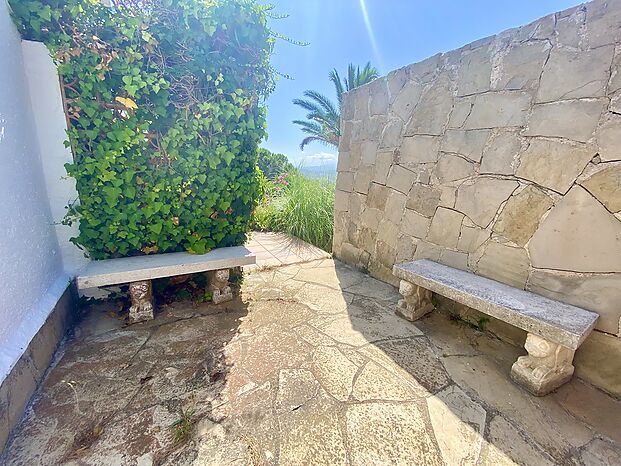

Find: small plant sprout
<box><xmin>170</xmin><ymin>406</ymin><xmax>197</xmax><ymax>447</ymax></box>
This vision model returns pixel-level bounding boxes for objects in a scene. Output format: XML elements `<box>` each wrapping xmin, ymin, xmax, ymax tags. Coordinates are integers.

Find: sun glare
<box><xmin>358</xmin><ymin>0</ymin><xmax>385</xmax><ymax>73</ymax></box>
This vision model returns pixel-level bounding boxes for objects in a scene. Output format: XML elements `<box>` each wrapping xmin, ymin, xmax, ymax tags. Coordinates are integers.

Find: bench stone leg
<box><xmin>128</xmin><ymin>280</ymin><xmax>155</xmax><ymax>323</ymax></box>
<box><xmin>510</xmin><ymin>333</ymin><xmax>575</xmax><ymax>396</ymax></box>
<box><xmin>206</xmin><ymin>269</ymin><xmax>233</xmax><ymax>304</ymax></box>
<box><xmin>396</xmin><ymin>280</ymin><xmax>434</xmax><ymax>321</ymax></box>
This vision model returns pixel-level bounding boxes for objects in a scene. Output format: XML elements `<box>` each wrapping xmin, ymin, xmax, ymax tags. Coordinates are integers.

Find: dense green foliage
<box><xmin>293</xmin><ymin>62</ymin><xmax>379</xmax><ymax>149</ymax></box>
<box><xmin>257</xmin><ymin>148</ymin><xmax>296</xmax><ymax>180</ymax></box>
<box><xmin>10</xmin><ymin>0</ymin><xmax>274</xmax><ymax>258</ymax></box>
<box><xmin>254</xmin><ymin>173</ymin><xmax>334</xmax><ymax>252</ymax></box>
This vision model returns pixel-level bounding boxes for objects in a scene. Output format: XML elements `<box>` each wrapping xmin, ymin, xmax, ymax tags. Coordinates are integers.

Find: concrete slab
<box><xmin>394</xmin><ymin>260</ymin><xmax>599</xmax><ymax>349</ymax></box>
<box><xmin>76</xmin><ymin>246</ymin><xmax>255</xmax><ymax>289</ymax></box>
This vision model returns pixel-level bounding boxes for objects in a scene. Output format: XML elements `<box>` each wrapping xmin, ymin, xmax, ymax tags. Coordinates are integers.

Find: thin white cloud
<box><xmin>298</xmin><ymin>151</ymin><xmax>337</xmax><ymax>167</ymax></box>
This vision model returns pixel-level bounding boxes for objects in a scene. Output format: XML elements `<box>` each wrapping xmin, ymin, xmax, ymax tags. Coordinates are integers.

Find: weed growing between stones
<box><xmin>170</xmin><ymin>406</ymin><xmax>197</xmax><ymax>447</ymax></box>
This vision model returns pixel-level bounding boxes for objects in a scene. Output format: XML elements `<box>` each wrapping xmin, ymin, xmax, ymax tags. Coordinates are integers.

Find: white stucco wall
<box><xmin>0</xmin><ymin>1</ymin><xmax>70</xmax><ymax>381</ymax></box>
<box><xmin>22</xmin><ymin>41</ymin><xmax>89</xmax><ymax>277</ymax></box>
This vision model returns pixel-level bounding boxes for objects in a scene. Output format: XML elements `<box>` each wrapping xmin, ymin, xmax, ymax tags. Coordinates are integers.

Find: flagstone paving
<box><xmin>1</xmin><ymin>259</ymin><xmax>620</xmax><ymax>465</ymax></box>
<box><xmin>245</xmin><ymin>231</ymin><xmax>330</xmax><ymax>269</ymax></box>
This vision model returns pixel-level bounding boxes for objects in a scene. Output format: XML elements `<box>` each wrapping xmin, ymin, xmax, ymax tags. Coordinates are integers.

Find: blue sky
<box><xmin>262</xmin><ymin>0</ymin><xmax>580</xmax><ymax>168</ymax></box>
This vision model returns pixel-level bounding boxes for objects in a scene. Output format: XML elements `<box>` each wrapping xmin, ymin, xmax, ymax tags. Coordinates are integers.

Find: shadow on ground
<box><xmin>1</xmin><ymin>291</ymin><xmax>249</xmax><ymax>465</ymax></box>
<box><xmin>333</xmin><ymin>262</ymin><xmax>621</xmax><ymax>466</ymax></box>
<box><xmin>2</xmin><ymin>258</ymin><xmax>620</xmax><ymax>465</ymax></box>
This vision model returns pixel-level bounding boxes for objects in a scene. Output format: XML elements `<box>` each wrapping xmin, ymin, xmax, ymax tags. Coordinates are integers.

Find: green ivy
<box><xmin>9</xmin><ymin>0</ymin><xmax>274</xmax><ymax>259</ymax></box>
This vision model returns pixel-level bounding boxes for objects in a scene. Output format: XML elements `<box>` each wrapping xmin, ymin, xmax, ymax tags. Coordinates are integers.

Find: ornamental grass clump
<box><xmin>10</xmin><ymin>0</ymin><xmax>275</xmax><ymax>259</ymax></box>
<box><xmin>254</xmin><ymin>173</ymin><xmax>335</xmax><ymax>252</ymax></box>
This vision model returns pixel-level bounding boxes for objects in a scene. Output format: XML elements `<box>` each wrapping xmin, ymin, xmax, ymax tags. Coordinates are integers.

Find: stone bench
<box><xmin>76</xmin><ymin>246</ymin><xmax>256</xmax><ymax>324</ymax></box>
<box><xmin>393</xmin><ymin>259</ymin><xmax>599</xmax><ymax>396</ymax></box>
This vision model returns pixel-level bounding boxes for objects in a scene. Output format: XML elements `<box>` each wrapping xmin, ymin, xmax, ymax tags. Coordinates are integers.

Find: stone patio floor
<box><xmin>1</xmin><ymin>258</ymin><xmax>620</xmax><ymax>465</ymax></box>
<box><xmin>245</xmin><ymin>232</ymin><xmax>331</xmax><ymax>269</ymax></box>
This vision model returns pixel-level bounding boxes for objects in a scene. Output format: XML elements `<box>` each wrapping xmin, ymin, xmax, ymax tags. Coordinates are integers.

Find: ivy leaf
<box><xmin>115</xmin><ymin>96</ymin><xmax>138</xmax><ymax>110</ymax></box>
<box><xmin>102</xmin><ymin>186</ymin><xmax>122</xmax><ymax>207</ymax></box>
<box><xmin>218</xmin><ymin>200</ymin><xmax>231</xmax><ymax>212</ymax></box>
<box><xmin>191</xmin><ymin>240</ymin><xmax>207</xmax><ymax>254</ymax></box>
<box><xmin>222</xmin><ymin>151</ymin><xmax>234</xmax><ymax>165</ymax></box>
<box><xmin>39</xmin><ymin>5</ymin><xmax>52</xmax><ymax>21</ymax></box>
<box><xmin>149</xmin><ymin>223</ymin><xmax>163</xmax><ymax>235</ymax></box>
<box><xmin>125</xmin><ymin>85</ymin><xmax>139</xmax><ymax>97</ymax></box>
<box><xmin>142</xmin><ymin>245</ymin><xmax>159</xmax><ymax>254</ymax></box>
<box><xmin>141</xmin><ymin>31</ymin><xmax>153</xmax><ymax>42</ymax></box>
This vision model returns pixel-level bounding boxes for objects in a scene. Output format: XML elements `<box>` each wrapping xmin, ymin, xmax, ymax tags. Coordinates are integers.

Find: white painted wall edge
<box><xmin>0</xmin><ymin>1</ymin><xmax>69</xmax><ymax>386</ymax></box>
<box><xmin>21</xmin><ymin>40</ymin><xmax>90</xmax><ymax>277</ymax></box>
<box><xmin>0</xmin><ymin>273</ymin><xmax>71</xmax><ymax>380</ymax></box>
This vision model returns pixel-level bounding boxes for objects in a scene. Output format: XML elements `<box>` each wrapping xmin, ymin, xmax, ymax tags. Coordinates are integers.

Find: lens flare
<box><xmin>359</xmin><ymin>0</ymin><xmax>384</xmax><ymax>73</ymax></box>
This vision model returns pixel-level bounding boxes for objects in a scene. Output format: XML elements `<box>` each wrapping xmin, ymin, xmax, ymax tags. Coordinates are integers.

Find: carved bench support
<box><xmin>206</xmin><ymin>269</ymin><xmax>233</xmax><ymax>304</ymax></box>
<box><xmin>396</xmin><ymin>280</ymin><xmax>434</xmax><ymax>321</ymax></box>
<box><xmin>510</xmin><ymin>333</ymin><xmax>575</xmax><ymax>396</ymax></box>
<box><xmin>128</xmin><ymin>280</ymin><xmax>155</xmax><ymax>324</ymax></box>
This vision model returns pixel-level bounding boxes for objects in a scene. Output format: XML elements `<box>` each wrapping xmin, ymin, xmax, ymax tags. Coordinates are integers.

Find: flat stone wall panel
<box><xmin>596</xmin><ymin>115</ymin><xmax>621</xmax><ymax>161</ymax></box>
<box><xmin>455</xmin><ymin>178</ymin><xmax>518</xmax><ymax>228</ymax></box>
<box><xmin>493</xmin><ymin>41</ymin><xmax>551</xmax><ymax>91</ymax></box>
<box><xmin>405</xmin><ymin>74</ymin><xmax>453</xmax><ymax>136</ymax></box>
<box><xmin>333</xmin><ymin>0</ymin><xmax>621</xmax><ymax>395</ymax></box>
<box><xmin>461</xmin><ymin>92</ymin><xmax>531</xmax><ymax>130</ymax></box>
<box><xmin>528</xmin><ymin>270</ymin><xmax>621</xmax><ymax>336</ymax></box>
<box><xmin>536</xmin><ymin>46</ymin><xmax>614</xmax><ymax>103</ymax></box>
<box><xmin>492</xmin><ymin>185</ymin><xmax>553</xmax><ymax>247</ymax></box>
<box><xmin>441</xmin><ymin>130</ymin><xmax>489</xmax><ymax>163</ymax></box>
<box><xmin>479</xmin><ymin>130</ymin><xmax>522</xmax><ymax>175</ymax></box>
<box><xmin>580</xmin><ymin>161</ymin><xmax>621</xmax><ymax>212</ymax></box>
<box><xmin>525</xmin><ymin>100</ymin><xmax>605</xmax><ymax>142</ymax></box>
<box><xmin>529</xmin><ymin>186</ymin><xmax>621</xmax><ymax>273</ymax></box>
<box><xmin>516</xmin><ymin>139</ymin><xmax>594</xmax><ymax>194</ymax></box>
<box><xmin>574</xmin><ymin>331</ymin><xmax>621</xmax><ymax>398</ymax></box>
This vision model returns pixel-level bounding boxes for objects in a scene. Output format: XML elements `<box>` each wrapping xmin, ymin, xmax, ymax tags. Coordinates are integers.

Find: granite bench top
<box><xmin>393</xmin><ymin>260</ymin><xmax>598</xmax><ymax>350</ymax></box>
<box><xmin>76</xmin><ymin>246</ymin><xmax>255</xmax><ymax>289</ymax></box>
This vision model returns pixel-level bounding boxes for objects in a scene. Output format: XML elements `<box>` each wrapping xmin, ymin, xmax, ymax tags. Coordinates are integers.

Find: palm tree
<box><xmin>293</xmin><ymin>62</ymin><xmax>379</xmax><ymax>150</ymax></box>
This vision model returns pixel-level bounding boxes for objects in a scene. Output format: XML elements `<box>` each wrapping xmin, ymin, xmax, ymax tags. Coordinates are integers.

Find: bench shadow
<box><xmin>0</xmin><ymin>281</ymin><xmax>249</xmax><ymax>465</ymax></box>
<box><xmin>332</xmin><ymin>260</ymin><xmax>606</xmax><ymax>466</ymax></box>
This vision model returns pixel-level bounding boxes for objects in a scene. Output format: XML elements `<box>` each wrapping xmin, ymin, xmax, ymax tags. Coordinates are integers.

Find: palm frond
<box><xmin>292</xmin><ymin>98</ymin><xmax>324</xmax><ymax>114</ymax></box>
<box><xmin>306</xmin><ymin>111</ymin><xmax>338</xmax><ymax>131</ymax></box>
<box><xmin>293</xmin><ymin>61</ymin><xmax>379</xmax><ymax>150</ymax></box>
<box><xmin>294</xmin><ymin>118</ymin><xmax>338</xmax><ymax>149</ymax></box>
<box><xmin>300</xmin><ymin>136</ymin><xmax>336</xmax><ymax>151</ymax></box>
<box><xmin>356</xmin><ymin>61</ymin><xmax>379</xmax><ymax>86</ymax></box>
<box><xmin>303</xmin><ymin>90</ymin><xmax>339</xmax><ymax>119</ymax></box>
<box><xmin>329</xmin><ymin>69</ymin><xmax>345</xmax><ymax>107</ymax></box>
<box><xmin>293</xmin><ymin>119</ymin><xmax>323</xmax><ymax>133</ymax></box>
<box><xmin>298</xmin><ymin>124</ymin><xmax>337</xmax><ymax>143</ymax></box>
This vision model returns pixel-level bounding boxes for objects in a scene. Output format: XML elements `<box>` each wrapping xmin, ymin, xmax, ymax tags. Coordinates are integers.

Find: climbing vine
<box><xmin>10</xmin><ymin>0</ymin><xmax>275</xmax><ymax>258</ymax></box>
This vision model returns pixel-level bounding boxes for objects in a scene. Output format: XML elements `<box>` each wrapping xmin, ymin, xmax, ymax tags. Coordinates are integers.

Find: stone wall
<box><xmin>334</xmin><ymin>0</ymin><xmax>621</xmax><ymax>396</ymax></box>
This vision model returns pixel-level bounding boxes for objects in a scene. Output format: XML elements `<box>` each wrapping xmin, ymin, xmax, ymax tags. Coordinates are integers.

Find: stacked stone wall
<box><xmin>334</xmin><ymin>0</ymin><xmax>621</xmax><ymax>396</ymax></box>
